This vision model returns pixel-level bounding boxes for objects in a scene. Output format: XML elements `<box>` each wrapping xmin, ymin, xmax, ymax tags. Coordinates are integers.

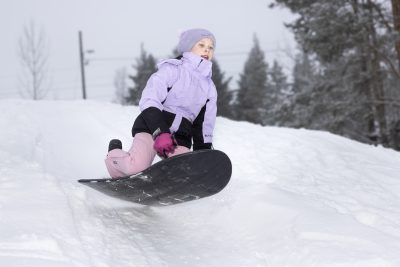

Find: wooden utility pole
<box><xmin>78</xmin><ymin>31</ymin><xmax>87</xmax><ymax>99</ymax></box>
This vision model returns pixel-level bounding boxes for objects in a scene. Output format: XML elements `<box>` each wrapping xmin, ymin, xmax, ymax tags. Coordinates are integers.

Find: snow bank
<box><xmin>1</xmin><ymin>99</ymin><xmax>400</xmax><ymax>267</ymax></box>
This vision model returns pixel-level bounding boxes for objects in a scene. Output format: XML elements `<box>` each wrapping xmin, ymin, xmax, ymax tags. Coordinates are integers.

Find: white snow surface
<box><xmin>1</xmin><ymin>99</ymin><xmax>400</xmax><ymax>267</ymax></box>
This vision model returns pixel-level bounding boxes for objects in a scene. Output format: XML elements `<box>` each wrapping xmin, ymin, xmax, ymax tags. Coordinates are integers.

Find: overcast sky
<box><xmin>0</xmin><ymin>0</ymin><xmax>296</xmax><ymax>101</ymax></box>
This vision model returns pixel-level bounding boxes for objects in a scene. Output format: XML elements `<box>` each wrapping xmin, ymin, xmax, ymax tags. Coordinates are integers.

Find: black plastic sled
<box><xmin>78</xmin><ymin>149</ymin><xmax>232</xmax><ymax>206</ymax></box>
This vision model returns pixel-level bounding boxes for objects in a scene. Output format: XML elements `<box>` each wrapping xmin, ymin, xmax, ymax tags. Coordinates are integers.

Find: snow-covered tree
<box><xmin>272</xmin><ymin>0</ymin><xmax>400</xmax><ymax>149</ymax></box>
<box><xmin>212</xmin><ymin>59</ymin><xmax>233</xmax><ymax>118</ymax></box>
<box><xmin>263</xmin><ymin>60</ymin><xmax>290</xmax><ymax>125</ymax></box>
<box><xmin>126</xmin><ymin>45</ymin><xmax>157</xmax><ymax>105</ymax></box>
<box><xmin>235</xmin><ymin>35</ymin><xmax>269</xmax><ymax>124</ymax></box>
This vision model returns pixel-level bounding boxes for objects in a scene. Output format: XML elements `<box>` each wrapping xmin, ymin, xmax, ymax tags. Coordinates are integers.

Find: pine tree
<box><xmin>126</xmin><ymin>45</ymin><xmax>157</xmax><ymax>105</ymax></box>
<box><xmin>391</xmin><ymin>0</ymin><xmax>400</xmax><ymax>70</ymax></box>
<box><xmin>235</xmin><ymin>35</ymin><xmax>269</xmax><ymax>124</ymax></box>
<box><xmin>263</xmin><ymin>60</ymin><xmax>290</xmax><ymax>125</ymax></box>
<box><xmin>285</xmin><ymin>51</ymin><xmax>318</xmax><ymax>128</ymax></box>
<box><xmin>212</xmin><ymin>59</ymin><xmax>233</xmax><ymax>118</ymax></box>
<box><xmin>272</xmin><ymin>0</ymin><xmax>399</xmax><ymax>148</ymax></box>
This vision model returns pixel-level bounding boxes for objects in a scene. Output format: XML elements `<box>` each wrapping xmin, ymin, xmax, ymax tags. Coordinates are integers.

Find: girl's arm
<box><xmin>138</xmin><ymin>63</ymin><xmax>179</xmax><ymax>136</ymax></box>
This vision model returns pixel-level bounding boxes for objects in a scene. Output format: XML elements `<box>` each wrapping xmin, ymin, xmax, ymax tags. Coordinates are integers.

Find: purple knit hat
<box><xmin>177</xmin><ymin>28</ymin><xmax>216</xmax><ymax>54</ymax></box>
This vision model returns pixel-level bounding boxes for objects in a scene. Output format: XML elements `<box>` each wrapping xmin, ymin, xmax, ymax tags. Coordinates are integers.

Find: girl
<box><xmin>105</xmin><ymin>28</ymin><xmax>218</xmax><ymax>178</ymax></box>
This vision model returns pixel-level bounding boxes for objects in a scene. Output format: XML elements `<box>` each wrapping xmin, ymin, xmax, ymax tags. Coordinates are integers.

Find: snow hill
<box><xmin>1</xmin><ymin>99</ymin><xmax>400</xmax><ymax>267</ymax></box>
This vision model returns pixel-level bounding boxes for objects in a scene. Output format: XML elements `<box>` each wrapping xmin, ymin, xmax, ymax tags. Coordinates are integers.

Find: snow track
<box><xmin>1</xmin><ymin>99</ymin><xmax>400</xmax><ymax>266</ymax></box>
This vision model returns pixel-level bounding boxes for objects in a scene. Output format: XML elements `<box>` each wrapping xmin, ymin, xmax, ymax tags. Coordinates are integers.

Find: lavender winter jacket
<box><xmin>138</xmin><ymin>52</ymin><xmax>217</xmax><ymax>145</ymax></box>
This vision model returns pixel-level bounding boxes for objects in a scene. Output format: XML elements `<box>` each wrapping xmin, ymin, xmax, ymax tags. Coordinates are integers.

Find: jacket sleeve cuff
<box><xmin>193</xmin><ymin>143</ymin><xmax>213</xmax><ymax>151</ymax></box>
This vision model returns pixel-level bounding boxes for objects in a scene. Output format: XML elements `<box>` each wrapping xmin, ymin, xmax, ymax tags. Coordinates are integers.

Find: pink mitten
<box><xmin>153</xmin><ymin>133</ymin><xmax>176</xmax><ymax>158</ymax></box>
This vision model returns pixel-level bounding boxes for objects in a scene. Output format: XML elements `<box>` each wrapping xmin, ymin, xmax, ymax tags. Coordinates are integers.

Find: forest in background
<box><xmin>121</xmin><ymin>0</ymin><xmax>400</xmax><ymax>151</ymax></box>
<box><xmin>15</xmin><ymin>1</ymin><xmax>400</xmax><ymax>151</ymax></box>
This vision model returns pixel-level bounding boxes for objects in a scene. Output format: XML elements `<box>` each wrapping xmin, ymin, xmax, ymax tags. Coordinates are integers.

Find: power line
<box><xmin>88</xmin><ymin>57</ymin><xmax>136</xmax><ymax>62</ymax></box>
<box><xmin>85</xmin><ymin>48</ymin><xmax>288</xmax><ymax>62</ymax></box>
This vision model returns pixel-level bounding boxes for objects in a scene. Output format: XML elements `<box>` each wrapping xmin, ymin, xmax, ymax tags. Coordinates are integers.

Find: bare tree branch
<box><xmin>18</xmin><ymin>20</ymin><xmax>50</xmax><ymax>100</ymax></box>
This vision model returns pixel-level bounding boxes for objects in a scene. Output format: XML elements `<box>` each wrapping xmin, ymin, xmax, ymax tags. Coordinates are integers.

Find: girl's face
<box><xmin>190</xmin><ymin>38</ymin><xmax>215</xmax><ymax>61</ymax></box>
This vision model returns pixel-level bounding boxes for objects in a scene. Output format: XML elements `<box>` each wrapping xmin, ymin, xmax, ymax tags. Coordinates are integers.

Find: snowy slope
<box><xmin>1</xmin><ymin>99</ymin><xmax>400</xmax><ymax>267</ymax></box>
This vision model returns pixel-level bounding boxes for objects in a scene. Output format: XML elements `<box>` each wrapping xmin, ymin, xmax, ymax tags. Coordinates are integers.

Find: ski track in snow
<box><xmin>1</xmin><ymin>99</ymin><xmax>400</xmax><ymax>267</ymax></box>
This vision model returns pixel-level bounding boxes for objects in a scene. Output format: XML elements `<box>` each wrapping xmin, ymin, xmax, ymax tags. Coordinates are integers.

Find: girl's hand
<box><xmin>153</xmin><ymin>133</ymin><xmax>177</xmax><ymax>158</ymax></box>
